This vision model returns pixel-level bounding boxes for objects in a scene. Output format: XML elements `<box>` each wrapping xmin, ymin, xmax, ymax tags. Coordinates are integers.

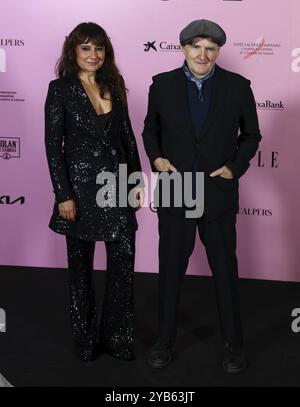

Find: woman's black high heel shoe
<box><xmin>99</xmin><ymin>340</ymin><xmax>136</xmax><ymax>361</ymax></box>
<box><xmin>74</xmin><ymin>341</ymin><xmax>97</xmax><ymax>362</ymax></box>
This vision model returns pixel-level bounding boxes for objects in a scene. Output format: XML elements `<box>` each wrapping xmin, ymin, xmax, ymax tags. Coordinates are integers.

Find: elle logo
<box><xmin>0</xmin><ymin>48</ymin><xmax>6</xmax><ymax>72</ymax></box>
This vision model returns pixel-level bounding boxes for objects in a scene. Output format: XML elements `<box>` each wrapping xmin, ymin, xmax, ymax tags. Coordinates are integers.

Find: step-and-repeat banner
<box><xmin>1</xmin><ymin>0</ymin><xmax>299</xmax><ymax>281</ymax></box>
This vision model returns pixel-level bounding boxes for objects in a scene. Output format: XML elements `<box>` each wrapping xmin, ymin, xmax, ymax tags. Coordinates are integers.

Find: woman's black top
<box><xmin>45</xmin><ymin>76</ymin><xmax>142</xmax><ymax>241</ymax></box>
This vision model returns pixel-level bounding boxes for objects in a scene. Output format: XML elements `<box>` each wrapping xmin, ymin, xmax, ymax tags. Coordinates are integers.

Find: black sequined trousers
<box><xmin>66</xmin><ymin>233</ymin><xmax>135</xmax><ymax>358</ymax></box>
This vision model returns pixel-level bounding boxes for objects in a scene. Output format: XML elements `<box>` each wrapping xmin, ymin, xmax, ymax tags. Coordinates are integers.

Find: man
<box><xmin>142</xmin><ymin>19</ymin><xmax>261</xmax><ymax>373</ymax></box>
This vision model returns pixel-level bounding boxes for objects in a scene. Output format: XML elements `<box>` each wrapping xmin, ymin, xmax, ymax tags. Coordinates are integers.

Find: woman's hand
<box><xmin>58</xmin><ymin>199</ymin><xmax>77</xmax><ymax>221</ymax></box>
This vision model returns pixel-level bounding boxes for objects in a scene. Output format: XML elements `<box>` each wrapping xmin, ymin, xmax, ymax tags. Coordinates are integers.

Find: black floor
<box><xmin>0</xmin><ymin>266</ymin><xmax>300</xmax><ymax>387</ymax></box>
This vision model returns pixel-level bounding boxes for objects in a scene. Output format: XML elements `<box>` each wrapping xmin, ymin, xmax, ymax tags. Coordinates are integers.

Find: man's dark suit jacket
<box><xmin>142</xmin><ymin>64</ymin><xmax>262</xmax><ymax>220</ymax></box>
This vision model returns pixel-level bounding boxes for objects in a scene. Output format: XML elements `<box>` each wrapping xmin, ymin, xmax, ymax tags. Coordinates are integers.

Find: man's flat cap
<box><xmin>180</xmin><ymin>19</ymin><xmax>226</xmax><ymax>46</ymax></box>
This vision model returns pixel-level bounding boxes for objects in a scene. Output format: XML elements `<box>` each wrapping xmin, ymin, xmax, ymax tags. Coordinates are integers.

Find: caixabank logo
<box><xmin>256</xmin><ymin>100</ymin><xmax>284</xmax><ymax>111</ymax></box>
<box><xmin>0</xmin><ymin>38</ymin><xmax>25</xmax><ymax>73</ymax></box>
<box><xmin>143</xmin><ymin>40</ymin><xmax>181</xmax><ymax>53</ymax></box>
<box><xmin>0</xmin><ymin>137</ymin><xmax>20</xmax><ymax>159</ymax></box>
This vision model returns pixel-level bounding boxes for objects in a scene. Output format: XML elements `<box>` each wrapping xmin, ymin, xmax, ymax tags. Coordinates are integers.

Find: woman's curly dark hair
<box><xmin>55</xmin><ymin>22</ymin><xmax>127</xmax><ymax>106</ymax></box>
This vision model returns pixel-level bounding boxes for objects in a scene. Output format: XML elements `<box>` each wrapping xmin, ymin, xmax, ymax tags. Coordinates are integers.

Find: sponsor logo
<box><xmin>256</xmin><ymin>100</ymin><xmax>284</xmax><ymax>111</ymax></box>
<box><xmin>0</xmin><ymin>196</ymin><xmax>25</xmax><ymax>205</ymax></box>
<box><xmin>0</xmin><ymin>91</ymin><xmax>25</xmax><ymax>102</ymax></box>
<box><xmin>143</xmin><ymin>40</ymin><xmax>181</xmax><ymax>53</ymax></box>
<box><xmin>0</xmin><ymin>39</ymin><xmax>24</xmax><ymax>74</ymax></box>
<box><xmin>0</xmin><ymin>39</ymin><xmax>24</xmax><ymax>47</ymax></box>
<box><xmin>0</xmin><ymin>137</ymin><xmax>20</xmax><ymax>159</ymax></box>
<box><xmin>239</xmin><ymin>208</ymin><xmax>272</xmax><ymax>216</ymax></box>
<box><xmin>234</xmin><ymin>38</ymin><xmax>280</xmax><ymax>58</ymax></box>
<box><xmin>257</xmin><ymin>151</ymin><xmax>279</xmax><ymax>168</ymax></box>
<box><xmin>144</xmin><ymin>41</ymin><xmax>157</xmax><ymax>52</ymax></box>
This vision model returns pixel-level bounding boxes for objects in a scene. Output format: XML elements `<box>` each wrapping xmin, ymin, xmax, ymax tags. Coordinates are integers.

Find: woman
<box><xmin>45</xmin><ymin>22</ymin><xmax>144</xmax><ymax>362</ymax></box>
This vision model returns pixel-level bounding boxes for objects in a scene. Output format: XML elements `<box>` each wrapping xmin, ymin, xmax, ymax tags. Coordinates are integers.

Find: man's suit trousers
<box><xmin>157</xmin><ymin>208</ymin><xmax>243</xmax><ymax>346</ymax></box>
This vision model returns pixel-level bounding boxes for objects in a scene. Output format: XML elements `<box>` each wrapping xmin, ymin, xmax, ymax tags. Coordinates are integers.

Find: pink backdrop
<box><xmin>1</xmin><ymin>0</ymin><xmax>299</xmax><ymax>281</ymax></box>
